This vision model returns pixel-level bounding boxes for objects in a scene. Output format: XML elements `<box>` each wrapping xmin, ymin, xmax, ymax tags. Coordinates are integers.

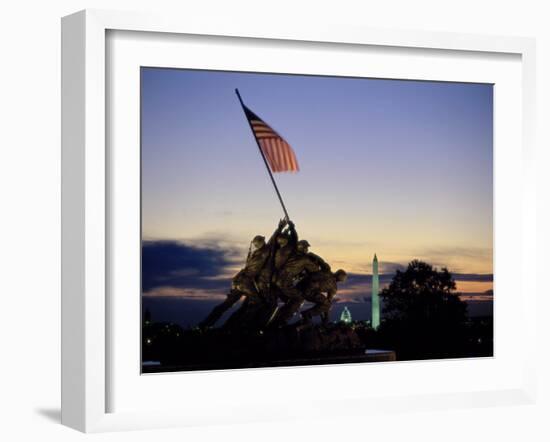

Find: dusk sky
<box><xmin>141</xmin><ymin>67</ymin><xmax>493</xmax><ymax>324</ymax></box>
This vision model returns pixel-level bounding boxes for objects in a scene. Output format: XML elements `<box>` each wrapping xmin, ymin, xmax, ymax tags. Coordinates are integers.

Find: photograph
<box><xmin>140</xmin><ymin>67</ymin><xmax>494</xmax><ymax>373</ymax></box>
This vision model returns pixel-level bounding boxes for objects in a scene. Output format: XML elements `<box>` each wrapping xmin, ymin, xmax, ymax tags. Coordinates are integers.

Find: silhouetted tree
<box><xmin>379</xmin><ymin>260</ymin><xmax>468</xmax><ymax>359</ymax></box>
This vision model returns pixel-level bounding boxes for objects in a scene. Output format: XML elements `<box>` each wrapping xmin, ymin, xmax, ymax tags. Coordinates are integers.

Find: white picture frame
<box><xmin>61</xmin><ymin>9</ymin><xmax>537</xmax><ymax>433</ymax></box>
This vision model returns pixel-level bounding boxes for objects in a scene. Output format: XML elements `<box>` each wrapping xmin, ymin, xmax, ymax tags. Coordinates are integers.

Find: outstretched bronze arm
<box><xmin>287</xmin><ymin>220</ymin><xmax>298</xmax><ymax>248</ymax></box>
<box><xmin>267</xmin><ymin>218</ymin><xmax>287</xmax><ymax>247</ymax></box>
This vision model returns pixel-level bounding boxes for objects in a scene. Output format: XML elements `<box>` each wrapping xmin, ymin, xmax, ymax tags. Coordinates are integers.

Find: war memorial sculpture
<box><xmin>199</xmin><ymin>218</ymin><xmax>348</xmax><ymax>331</ymax></box>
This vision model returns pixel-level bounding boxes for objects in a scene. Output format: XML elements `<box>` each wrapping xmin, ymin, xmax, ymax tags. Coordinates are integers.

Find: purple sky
<box><xmin>141</xmin><ymin>68</ymin><xmax>493</xmax><ymax>324</ymax></box>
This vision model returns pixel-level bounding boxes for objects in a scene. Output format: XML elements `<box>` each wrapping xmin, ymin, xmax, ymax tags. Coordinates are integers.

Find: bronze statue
<box><xmin>296</xmin><ymin>239</ymin><xmax>331</xmax><ymax>272</ymax></box>
<box><xmin>274</xmin><ymin>220</ymin><xmax>298</xmax><ymax>271</ymax></box>
<box><xmin>270</xmin><ymin>250</ymin><xmax>322</xmax><ymax>327</ymax></box>
<box><xmin>299</xmin><ymin>269</ymin><xmax>348</xmax><ymax>325</ymax></box>
<box><xmin>199</xmin><ymin>218</ymin><xmax>346</xmax><ymax>330</ymax></box>
<box><xmin>199</xmin><ymin>219</ymin><xmax>286</xmax><ymax>328</ymax></box>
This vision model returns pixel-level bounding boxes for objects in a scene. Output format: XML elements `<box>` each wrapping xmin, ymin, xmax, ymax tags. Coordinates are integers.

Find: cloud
<box><xmin>378</xmin><ymin>261</ymin><xmax>406</xmax><ymax>273</ymax></box>
<box><xmin>142</xmin><ymin>240</ymin><xmax>236</xmax><ymax>294</ymax></box>
<box><xmin>336</xmin><ymin>272</ymin><xmax>394</xmax><ymax>303</ymax></box>
<box><xmin>143</xmin><ymin>286</ymin><xmax>228</xmax><ymax>301</ymax></box>
<box><xmin>334</xmin><ymin>271</ymin><xmax>493</xmax><ymax>303</ymax></box>
<box><xmin>452</xmin><ymin>273</ymin><xmax>493</xmax><ymax>282</ymax></box>
<box><xmin>415</xmin><ymin>246</ymin><xmax>493</xmax><ymax>273</ymax></box>
<box><xmin>142</xmin><ymin>240</ymin><xmax>494</xmax><ymax>304</ymax></box>
<box><xmin>420</xmin><ymin>246</ymin><xmax>492</xmax><ymax>260</ymax></box>
<box><xmin>458</xmin><ymin>290</ymin><xmax>494</xmax><ymax>302</ymax></box>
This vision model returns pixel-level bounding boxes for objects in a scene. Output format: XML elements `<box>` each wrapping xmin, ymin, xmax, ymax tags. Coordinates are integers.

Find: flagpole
<box><xmin>235</xmin><ymin>88</ymin><xmax>290</xmax><ymax>221</ymax></box>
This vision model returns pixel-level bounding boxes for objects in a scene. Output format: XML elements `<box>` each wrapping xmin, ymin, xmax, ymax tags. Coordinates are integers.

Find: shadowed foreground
<box><xmin>141</xmin><ymin>260</ymin><xmax>493</xmax><ymax>372</ymax></box>
<box><xmin>142</xmin><ymin>322</ymin><xmax>395</xmax><ymax>372</ymax></box>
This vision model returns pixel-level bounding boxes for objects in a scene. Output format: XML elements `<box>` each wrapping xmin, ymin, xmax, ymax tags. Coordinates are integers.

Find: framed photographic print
<box><xmin>140</xmin><ymin>68</ymin><xmax>492</xmax><ymax>372</ymax></box>
<box><xmin>61</xmin><ymin>9</ymin><xmax>537</xmax><ymax>432</ymax></box>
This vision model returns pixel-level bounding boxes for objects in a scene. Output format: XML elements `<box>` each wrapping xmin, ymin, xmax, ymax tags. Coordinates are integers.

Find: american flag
<box><xmin>243</xmin><ymin>105</ymin><xmax>299</xmax><ymax>173</ymax></box>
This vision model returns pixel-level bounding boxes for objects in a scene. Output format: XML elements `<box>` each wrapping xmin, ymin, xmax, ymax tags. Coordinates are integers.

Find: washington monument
<box><xmin>372</xmin><ymin>254</ymin><xmax>380</xmax><ymax>329</ymax></box>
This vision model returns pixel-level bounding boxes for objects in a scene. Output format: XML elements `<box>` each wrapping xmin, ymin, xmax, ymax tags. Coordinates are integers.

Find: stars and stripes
<box><xmin>243</xmin><ymin>105</ymin><xmax>299</xmax><ymax>173</ymax></box>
